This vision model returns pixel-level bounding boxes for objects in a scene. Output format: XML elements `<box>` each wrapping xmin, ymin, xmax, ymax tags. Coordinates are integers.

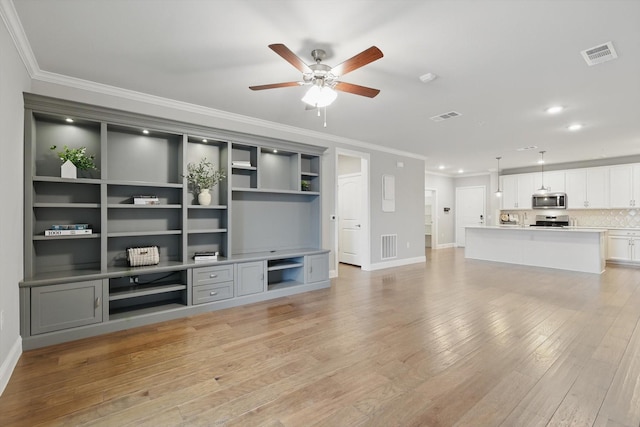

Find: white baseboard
<box><xmin>0</xmin><ymin>336</ymin><xmax>22</xmax><ymax>396</ymax></box>
<box><xmin>329</xmin><ymin>269</ymin><xmax>338</xmax><ymax>278</ymax></box>
<box><xmin>363</xmin><ymin>256</ymin><xmax>426</xmax><ymax>271</ymax></box>
<box><xmin>436</xmin><ymin>243</ymin><xmax>455</xmax><ymax>249</ymax></box>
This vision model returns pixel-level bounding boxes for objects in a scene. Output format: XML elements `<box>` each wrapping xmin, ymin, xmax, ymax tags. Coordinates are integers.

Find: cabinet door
<box><xmin>31</xmin><ymin>280</ymin><xmax>103</xmax><ymax>335</ymax></box>
<box><xmin>632</xmin><ymin>165</ymin><xmax>640</xmax><ymax>207</ymax></box>
<box><xmin>608</xmin><ymin>236</ymin><xmax>631</xmax><ymax>261</ymax></box>
<box><xmin>516</xmin><ymin>174</ymin><xmax>535</xmax><ymax>210</ymax></box>
<box><xmin>632</xmin><ymin>238</ymin><xmax>640</xmax><ymax>262</ymax></box>
<box><xmin>306</xmin><ymin>253</ymin><xmax>329</xmax><ymax>283</ymax></box>
<box><xmin>235</xmin><ymin>261</ymin><xmax>265</xmax><ymax>296</ymax></box>
<box><xmin>500</xmin><ymin>176</ymin><xmax>518</xmax><ymax>210</ymax></box>
<box><xmin>609</xmin><ymin>165</ymin><xmax>633</xmax><ymax>208</ymax></box>
<box><xmin>565</xmin><ymin>170</ymin><xmax>587</xmax><ymax>208</ymax></box>
<box><xmin>543</xmin><ymin>171</ymin><xmax>565</xmax><ymax>193</ymax></box>
<box><xmin>585</xmin><ymin>167</ymin><xmax>609</xmax><ymax>208</ymax></box>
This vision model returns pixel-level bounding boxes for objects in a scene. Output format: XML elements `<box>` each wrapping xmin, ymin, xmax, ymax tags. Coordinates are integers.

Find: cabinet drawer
<box><xmin>193</xmin><ymin>264</ymin><xmax>234</xmax><ymax>286</ymax></box>
<box><xmin>192</xmin><ymin>282</ymin><xmax>233</xmax><ymax>305</ymax></box>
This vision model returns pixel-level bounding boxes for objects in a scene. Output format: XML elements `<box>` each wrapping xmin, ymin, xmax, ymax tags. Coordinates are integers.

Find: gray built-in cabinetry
<box><xmin>20</xmin><ymin>93</ymin><xmax>330</xmax><ymax>349</ymax></box>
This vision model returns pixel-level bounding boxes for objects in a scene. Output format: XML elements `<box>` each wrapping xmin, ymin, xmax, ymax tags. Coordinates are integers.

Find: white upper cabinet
<box><xmin>565</xmin><ymin>167</ymin><xmax>609</xmax><ymax>209</ymax></box>
<box><xmin>501</xmin><ymin>173</ymin><xmax>535</xmax><ymax>210</ymax></box>
<box><xmin>541</xmin><ymin>170</ymin><xmax>565</xmax><ymax>193</ymax></box>
<box><xmin>609</xmin><ymin>164</ymin><xmax>640</xmax><ymax>208</ymax></box>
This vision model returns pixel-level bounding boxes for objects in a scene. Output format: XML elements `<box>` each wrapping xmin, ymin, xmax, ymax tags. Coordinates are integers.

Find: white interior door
<box><xmin>455</xmin><ymin>186</ymin><xmax>486</xmax><ymax>247</ymax></box>
<box><xmin>339</xmin><ymin>173</ymin><xmax>363</xmax><ymax>266</ymax></box>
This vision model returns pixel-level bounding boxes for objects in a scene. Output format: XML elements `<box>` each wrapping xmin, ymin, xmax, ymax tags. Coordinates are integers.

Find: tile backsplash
<box><xmin>499</xmin><ymin>209</ymin><xmax>640</xmax><ymax>228</ymax></box>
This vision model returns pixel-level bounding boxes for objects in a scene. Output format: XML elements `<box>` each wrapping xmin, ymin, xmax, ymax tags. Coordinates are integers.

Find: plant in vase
<box><xmin>50</xmin><ymin>145</ymin><xmax>97</xmax><ymax>179</ymax></box>
<box><xmin>184</xmin><ymin>158</ymin><xmax>226</xmax><ymax>206</ymax></box>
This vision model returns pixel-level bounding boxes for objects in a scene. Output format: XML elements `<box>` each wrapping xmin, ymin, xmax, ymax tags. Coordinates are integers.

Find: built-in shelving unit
<box><xmin>20</xmin><ymin>93</ymin><xmax>330</xmax><ymax>350</ymax></box>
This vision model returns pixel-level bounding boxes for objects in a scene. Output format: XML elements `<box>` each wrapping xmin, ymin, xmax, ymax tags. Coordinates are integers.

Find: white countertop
<box><xmin>467</xmin><ymin>225</ymin><xmax>608</xmax><ymax>233</ymax></box>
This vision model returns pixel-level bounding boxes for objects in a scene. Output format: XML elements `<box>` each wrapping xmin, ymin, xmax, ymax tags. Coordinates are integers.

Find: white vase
<box><xmin>198</xmin><ymin>189</ymin><xmax>212</xmax><ymax>206</ymax></box>
<box><xmin>60</xmin><ymin>160</ymin><xmax>77</xmax><ymax>179</ymax></box>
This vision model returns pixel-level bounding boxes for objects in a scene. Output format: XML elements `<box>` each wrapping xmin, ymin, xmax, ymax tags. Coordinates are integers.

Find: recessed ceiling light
<box><xmin>142</xmin><ymin>129</ymin><xmax>149</xmax><ymax>134</ymax></box>
<box><xmin>537</xmin><ymin>159</ymin><xmax>545</xmax><ymax>164</ymax></box>
<box><xmin>202</xmin><ymin>138</ymin><xmax>208</xmax><ymax>143</ymax></box>
<box><xmin>458</xmin><ymin>169</ymin><xmax>464</xmax><ymax>174</ymax></box>
<box><xmin>273</xmin><ymin>149</ymin><xmax>278</xmax><ymax>153</ymax></box>
<box><xmin>438</xmin><ymin>165</ymin><xmax>445</xmax><ymax>170</ymax></box>
<box><xmin>568</xmin><ymin>123</ymin><xmax>583</xmax><ymax>131</ymax></box>
<box><xmin>65</xmin><ymin>118</ymin><xmax>74</xmax><ymax>123</ymax></box>
<box><xmin>545</xmin><ymin>106</ymin><xmax>564</xmax><ymax>114</ymax></box>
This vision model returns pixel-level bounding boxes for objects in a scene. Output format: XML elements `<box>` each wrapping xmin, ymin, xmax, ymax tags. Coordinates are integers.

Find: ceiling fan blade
<box><xmin>268</xmin><ymin>44</ymin><xmax>312</xmax><ymax>74</ymax></box>
<box><xmin>334</xmin><ymin>82</ymin><xmax>380</xmax><ymax>98</ymax></box>
<box><xmin>331</xmin><ymin>46</ymin><xmax>383</xmax><ymax>77</ymax></box>
<box><xmin>249</xmin><ymin>82</ymin><xmax>301</xmax><ymax>91</ymax></box>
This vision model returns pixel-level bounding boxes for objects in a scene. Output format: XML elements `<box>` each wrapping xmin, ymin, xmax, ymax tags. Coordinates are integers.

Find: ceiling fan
<box><xmin>249</xmin><ymin>43</ymin><xmax>384</xmax><ymax>107</ymax></box>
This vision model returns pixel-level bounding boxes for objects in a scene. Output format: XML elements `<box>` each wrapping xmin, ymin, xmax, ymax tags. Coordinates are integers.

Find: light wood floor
<box><xmin>2</xmin><ymin>248</ymin><xmax>640</xmax><ymax>426</ymax></box>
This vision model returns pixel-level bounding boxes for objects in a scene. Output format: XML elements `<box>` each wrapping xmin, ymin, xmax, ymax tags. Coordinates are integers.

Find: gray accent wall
<box><xmin>0</xmin><ymin>17</ymin><xmax>31</xmax><ymax>393</ymax></box>
<box><xmin>369</xmin><ymin>155</ymin><xmax>425</xmax><ymax>263</ymax></box>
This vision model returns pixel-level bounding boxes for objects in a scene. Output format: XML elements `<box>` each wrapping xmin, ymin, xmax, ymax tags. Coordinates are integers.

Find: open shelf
<box><xmin>268</xmin><ymin>280</ymin><xmax>304</xmax><ymax>291</ymax></box>
<box><xmin>109</xmin><ymin>283</ymin><xmax>187</xmax><ymax>301</ymax></box>
<box><xmin>109</xmin><ymin>302</ymin><xmax>186</xmax><ymax>320</ymax></box>
<box><xmin>267</xmin><ymin>261</ymin><xmax>304</xmax><ymax>271</ymax></box>
<box><xmin>34</xmin><ymin>233</ymin><xmax>100</xmax><ymax>241</ymax></box>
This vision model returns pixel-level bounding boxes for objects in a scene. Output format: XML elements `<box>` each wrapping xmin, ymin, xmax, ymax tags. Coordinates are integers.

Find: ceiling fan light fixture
<box><xmin>302</xmin><ymin>85</ymin><xmax>337</xmax><ymax>108</ymax></box>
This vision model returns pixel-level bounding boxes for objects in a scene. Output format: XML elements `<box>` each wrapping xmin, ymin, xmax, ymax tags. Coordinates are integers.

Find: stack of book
<box><xmin>193</xmin><ymin>251</ymin><xmax>219</xmax><ymax>262</ymax></box>
<box><xmin>231</xmin><ymin>160</ymin><xmax>252</xmax><ymax>168</ymax></box>
<box><xmin>45</xmin><ymin>224</ymin><xmax>92</xmax><ymax>236</ymax></box>
<box><xmin>133</xmin><ymin>195</ymin><xmax>160</xmax><ymax>205</ymax></box>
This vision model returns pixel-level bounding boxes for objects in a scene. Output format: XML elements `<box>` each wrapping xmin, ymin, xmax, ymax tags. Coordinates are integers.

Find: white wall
<box><xmin>0</xmin><ymin>14</ymin><xmax>30</xmax><ymax>394</ymax></box>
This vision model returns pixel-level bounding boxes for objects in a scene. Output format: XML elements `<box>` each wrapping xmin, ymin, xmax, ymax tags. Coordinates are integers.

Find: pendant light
<box><xmin>495</xmin><ymin>156</ymin><xmax>503</xmax><ymax>197</ymax></box>
<box><xmin>537</xmin><ymin>150</ymin><xmax>549</xmax><ymax>193</ymax></box>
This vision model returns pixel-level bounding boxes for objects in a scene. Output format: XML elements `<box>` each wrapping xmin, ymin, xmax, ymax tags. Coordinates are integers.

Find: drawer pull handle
<box><xmin>95</xmin><ymin>297</ymin><xmax>101</xmax><ymax>308</ymax></box>
<box><xmin>209</xmin><ymin>291</ymin><xmax>218</xmax><ymax>296</ymax></box>
<box><xmin>209</xmin><ymin>274</ymin><xmax>218</xmax><ymax>278</ymax></box>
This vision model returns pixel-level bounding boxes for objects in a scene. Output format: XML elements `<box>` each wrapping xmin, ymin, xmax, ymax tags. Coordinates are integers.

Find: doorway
<box><xmin>455</xmin><ymin>186</ymin><xmax>486</xmax><ymax>247</ymax></box>
<box><xmin>424</xmin><ymin>188</ymin><xmax>437</xmax><ymax>248</ymax></box>
<box><xmin>336</xmin><ymin>150</ymin><xmax>370</xmax><ymax>270</ymax></box>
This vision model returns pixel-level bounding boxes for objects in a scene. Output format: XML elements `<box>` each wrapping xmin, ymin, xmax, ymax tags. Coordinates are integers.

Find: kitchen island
<box><xmin>465</xmin><ymin>226</ymin><xmax>607</xmax><ymax>274</ymax></box>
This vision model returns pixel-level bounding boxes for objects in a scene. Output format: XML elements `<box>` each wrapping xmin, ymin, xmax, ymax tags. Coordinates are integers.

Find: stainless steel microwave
<box><xmin>532</xmin><ymin>192</ymin><xmax>567</xmax><ymax>209</ymax></box>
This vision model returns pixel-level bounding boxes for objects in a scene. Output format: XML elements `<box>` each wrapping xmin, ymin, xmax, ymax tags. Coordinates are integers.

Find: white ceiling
<box><xmin>8</xmin><ymin>0</ymin><xmax>640</xmax><ymax>175</ymax></box>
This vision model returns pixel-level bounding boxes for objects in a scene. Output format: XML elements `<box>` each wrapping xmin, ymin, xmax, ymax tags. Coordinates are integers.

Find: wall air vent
<box><xmin>430</xmin><ymin>111</ymin><xmax>462</xmax><ymax>122</ymax></box>
<box><xmin>381</xmin><ymin>234</ymin><xmax>397</xmax><ymax>260</ymax></box>
<box><xmin>581</xmin><ymin>41</ymin><xmax>618</xmax><ymax>66</ymax></box>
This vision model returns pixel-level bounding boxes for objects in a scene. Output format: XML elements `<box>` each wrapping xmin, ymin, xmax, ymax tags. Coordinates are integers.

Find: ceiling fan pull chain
<box><xmin>323</xmin><ymin>107</ymin><xmax>327</xmax><ymax>127</ymax></box>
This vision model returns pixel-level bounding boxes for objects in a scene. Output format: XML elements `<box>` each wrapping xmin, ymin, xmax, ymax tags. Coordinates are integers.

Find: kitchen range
<box><xmin>529</xmin><ymin>215</ymin><xmax>570</xmax><ymax>227</ymax></box>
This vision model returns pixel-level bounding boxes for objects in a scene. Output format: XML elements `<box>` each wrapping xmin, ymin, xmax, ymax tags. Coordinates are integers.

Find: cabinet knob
<box><xmin>209</xmin><ymin>291</ymin><xmax>218</xmax><ymax>296</ymax></box>
<box><xmin>95</xmin><ymin>297</ymin><xmax>101</xmax><ymax>308</ymax></box>
<box><xmin>209</xmin><ymin>274</ymin><xmax>218</xmax><ymax>278</ymax></box>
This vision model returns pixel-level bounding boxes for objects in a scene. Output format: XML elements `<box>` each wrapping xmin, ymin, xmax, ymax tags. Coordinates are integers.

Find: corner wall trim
<box><xmin>363</xmin><ymin>256</ymin><xmax>426</xmax><ymax>271</ymax></box>
<box><xmin>0</xmin><ymin>336</ymin><xmax>22</xmax><ymax>396</ymax></box>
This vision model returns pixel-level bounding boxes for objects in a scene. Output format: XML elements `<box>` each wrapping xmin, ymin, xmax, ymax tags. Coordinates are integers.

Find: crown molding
<box><xmin>1</xmin><ymin>0</ymin><xmax>425</xmax><ymax>162</ymax></box>
<box><xmin>0</xmin><ymin>0</ymin><xmax>38</xmax><ymax>76</ymax></box>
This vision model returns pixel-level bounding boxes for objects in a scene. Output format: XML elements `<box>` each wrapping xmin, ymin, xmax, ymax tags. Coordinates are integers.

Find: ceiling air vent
<box><xmin>430</xmin><ymin>111</ymin><xmax>462</xmax><ymax>122</ymax></box>
<box><xmin>581</xmin><ymin>41</ymin><xmax>618</xmax><ymax>66</ymax></box>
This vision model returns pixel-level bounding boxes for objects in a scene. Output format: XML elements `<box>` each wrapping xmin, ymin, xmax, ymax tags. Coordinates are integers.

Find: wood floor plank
<box><xmin>2</xmin><ymin>248</ymin><xmax>640</xmax><ymax>426</ymax></box>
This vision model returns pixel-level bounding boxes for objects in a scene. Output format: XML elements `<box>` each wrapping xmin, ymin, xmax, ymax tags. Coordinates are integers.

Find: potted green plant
<box><xmin>50</xmin><ymin>145</ymin><xmax>97</xmax><ymax>179</ymax></box>
<box><xmin>184</xmin><ymin>158</ymin><xmax>226</xmax><ymax>205</ymax></box>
